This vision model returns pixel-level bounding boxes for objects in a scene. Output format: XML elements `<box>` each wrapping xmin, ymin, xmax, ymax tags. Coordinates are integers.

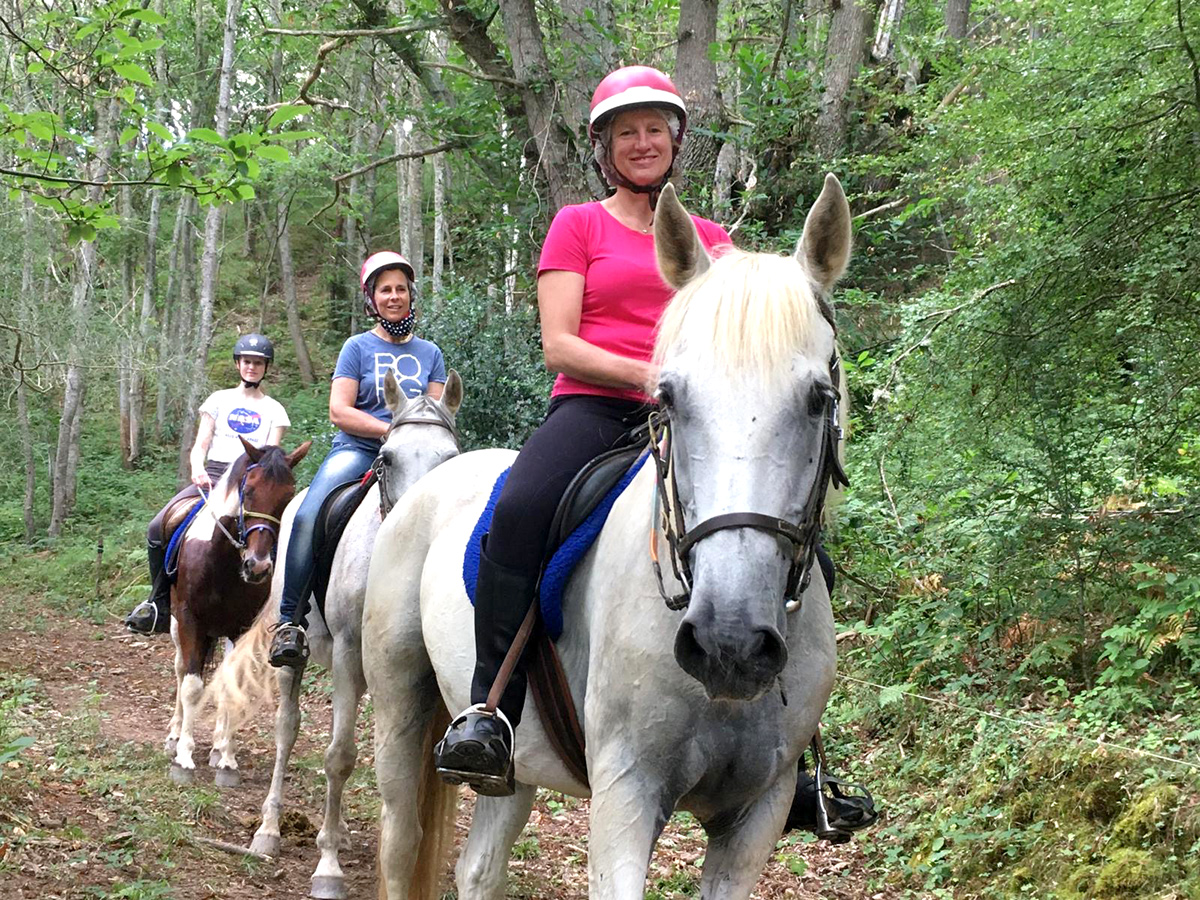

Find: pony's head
<box><xmin>378</xmin><ymin>369</ymin><xmax>463</xmax><ymax>515</ymax></box>
<box><xmin>233</xmin><ymin>437</ymin><xmax>311</xmax><ymax>583</ymax></box>
<box><xmin>652</xmin><ymin>176</ymin><xmax>851</xmax><ymax>701</ymax></box>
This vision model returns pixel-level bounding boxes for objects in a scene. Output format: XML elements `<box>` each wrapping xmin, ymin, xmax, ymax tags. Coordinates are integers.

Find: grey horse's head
<box><xmin>378</xmin><ymin>369</ymin><xmax>463</xmax><ymax>515</ymax></box>
<box><xmin>652</xmin><ymin>176</ymin><xmax>851</xmax><ymax>701</ymax></box>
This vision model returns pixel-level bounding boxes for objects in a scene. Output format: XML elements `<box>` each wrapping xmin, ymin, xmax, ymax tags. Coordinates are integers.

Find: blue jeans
<box><xmin>279</xmin><ymin>444</ymin><xmax>376</xmax><ymax>623</ymax></box>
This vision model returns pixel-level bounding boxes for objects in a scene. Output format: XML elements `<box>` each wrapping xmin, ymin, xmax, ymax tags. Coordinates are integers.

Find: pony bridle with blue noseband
<box><xmin>201</xmin><ymin>464</ymin><xmax>284</xmax><ymax>555</ymax></box>
<box><xmin>648</xmin><ymin>352</ymin><xmax>849</xmax><ymax>612</ymax></box>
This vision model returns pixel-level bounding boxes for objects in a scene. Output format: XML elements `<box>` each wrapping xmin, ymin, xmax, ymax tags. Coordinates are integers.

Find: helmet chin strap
<box><xmin>593</xmin><ymin>146</ymin><xmax>677</xmax><ymax>210</ymax></box>
<box><xmin>241</xmin><ymin>379</ymin><xmax>262</xmax><ymax>389</ymax></box>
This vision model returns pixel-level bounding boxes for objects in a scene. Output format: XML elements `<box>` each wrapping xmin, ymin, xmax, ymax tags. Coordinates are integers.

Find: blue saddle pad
<box><xmin>462</xmin><ymin>452</ymin><xmax>648</xmax><ymax>640</ymax></box>
<box><xmin>164</xmin><ymin>497</ymin><xmax>206</xmax><ymax>580</ymax></box>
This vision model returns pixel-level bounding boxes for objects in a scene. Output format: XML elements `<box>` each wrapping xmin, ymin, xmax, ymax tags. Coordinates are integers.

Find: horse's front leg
<box><xmin>208</xmin><ymin>637</ymin><xmax>243</xmax><ymax>786</ymax></box>
<box><xmin>165</xmin><ymin>619</ymin><xmax>185</xmax><ymax>754</ymax></box>
<box><xmin>249</xmin><ymin>664</ymin><xmax>302</xmax><ymax>858</ymax></box>
<box><xmin>697</xmin><ymin>772</ymin><xmax>797</xmax><ymax>900</ymax></box>
<box><xmin>310</xmin><ymin>639</ymin><xmax>367</xmax><ymax>899</ymax></box>
<box><xmin>587</xmin><ymin>746</ymin><xmax>673</xmax><ymax>900</ymax></box>
<box><xmin>170</xmin><ymin>618</ymin><xmax>209</xmax><ymax>784</ymax></box>
<box><xmin>455</xmin><ymin>786</ymin><xmax>537</xmax><ymax>900</ymax></box>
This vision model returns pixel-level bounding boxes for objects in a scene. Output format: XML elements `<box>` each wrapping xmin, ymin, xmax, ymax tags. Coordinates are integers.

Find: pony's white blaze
<box><xmin>363</xmin><ymin>179</ymin><xmax>851</xmax><ymax>900</ymax></box>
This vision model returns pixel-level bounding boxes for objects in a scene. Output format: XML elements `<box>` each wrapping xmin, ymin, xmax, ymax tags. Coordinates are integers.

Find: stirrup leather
<box><xmin>434</xmin><ymin>704</ymin><xmax>516</xmax><ymax>796</ymax></box>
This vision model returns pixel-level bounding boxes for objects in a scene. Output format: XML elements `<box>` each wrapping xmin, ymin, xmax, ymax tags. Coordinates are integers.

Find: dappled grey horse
<box><xmin>362</xmin><ymin>176</ymin><xmax>852</xmax><ymax>900</ymax></box>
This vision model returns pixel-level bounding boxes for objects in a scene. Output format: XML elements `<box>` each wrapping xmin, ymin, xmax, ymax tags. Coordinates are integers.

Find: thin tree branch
<box><xmin>854</xmin><ymin>197</ymin><xmax>908</xmax><ymax>220</ymax></box>
<box><xmin>332</xmin><ymin>138</ymin><xmax>472</xmax><ymax>183</ymax></box>
<box><xmin>263</xmin><ymin>20</ymin><xmax>443</xmax><ymax>38</ymax></box>
<box><xmin>424</xmin><ymin>61</ymin><xmax>521</xmax><ymax>87</ymax></box>
<box><xmin>0</xmin><ymin>167</ymin><xmax>175</xmax><ymax>189</ymax></box>
<box><xmin>296</xmin><ymin>37</ymin><xmax>358</xmax><ymax>112</ymax></box>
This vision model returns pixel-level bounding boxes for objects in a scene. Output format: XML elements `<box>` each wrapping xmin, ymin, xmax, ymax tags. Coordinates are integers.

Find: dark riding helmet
<box><xmin>233</xmin><ymin>333</ymin><xmax>275</xmax><ymax>362</ymax></box>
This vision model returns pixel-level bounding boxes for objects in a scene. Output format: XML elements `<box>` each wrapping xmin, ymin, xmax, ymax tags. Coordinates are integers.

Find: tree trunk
<box><xmin>805</xmin><ymin>0</ymin><xmax>830</xmax><ymax>71</ymax></box>
<box><xmin>18</xmin><ymin>193</ymin><xmax>37</xmax><ymax>541</ymax></box>
<box><xmin>432</xmin><ymin>151</ymin><xmax>445</xmax><ymax>305</ymax></box>
<box><xmin>275</xmin><ymin>200</ymin><xmax>315</xmax><ymax>383</ymax></box>
<box><xmin>498</xmin><ymin>0</ymin><xmax>587</xmax><ymax>213</ymax></box>
<box><xmin>674</xmin><ymin>0</ymin><xmax>725</xmax><ymax>201</ymax></box>
<box><xmin>945</xmin><ymin>0</ymin><xmax>970</xmax><ymax>39</ymax></box>
<box><xmin>50</xmin><ymin>98</ymin><xmax>118</xmax><ymax>537</ymax></box>
<box><xmin>118</xmin><ymin>185</ymin><xmax>135</xmax><ymax>468</ymax></box>
<box><xmin>179</xmin><ymin>0</ymin><xmax>241</xmax><ymax>481</ymax></box>
<box><xmin>872</xmin><ymin>0</ymin><xmax>905</xmax><ymax>59</ymax></box>
<box><xmin>156</xmin><ymin>195</ymin><xmax>188</xmax><ymax>440</ymax></box>
<box><xmin>130</xmin><ymin>188</ymin><xmax>162</xmax><ymax>461</ymax></box>
<box><xmin>558</xmin><ymin>0</ymin><xmax>616</xmax><ymax>192</ymax></box>
<box><xmin>396</xmin><ymin>120</ymin><xmax>410</xmax><ymax>254</ymax></box>
<box><xmin>814</xmin><ymin>0</ymin><xmax>875</xmax><ymax>158</ymax></box>
<box><xmin>408</xmin><ymin>152</ymin><xmax>424</xmax><ymax>284</ymax></box>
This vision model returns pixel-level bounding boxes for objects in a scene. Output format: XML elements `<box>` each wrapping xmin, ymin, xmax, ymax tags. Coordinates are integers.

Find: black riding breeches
<box><xmin>486</xmin><ymin>394</ymin><xmax>649</xmax><ymax>576</ymax></box>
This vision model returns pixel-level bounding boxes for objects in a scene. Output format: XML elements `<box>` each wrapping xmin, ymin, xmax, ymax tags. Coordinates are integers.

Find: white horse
<box><xmin>361</xmin><ymin>175</ymin><xmax>852</xmax><ymax>900</ymax></box>
<box><xmin>204</xmin><ymin>370</ymin><xmax>462</xmax><ymax>899</ymax></box>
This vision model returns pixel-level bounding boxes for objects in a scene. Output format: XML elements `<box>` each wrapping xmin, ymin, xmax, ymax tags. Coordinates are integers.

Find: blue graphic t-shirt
<box><xmin>331</xmin><ymin>330</ymin><xmax>447</xmax><ymax>453</ymax></box>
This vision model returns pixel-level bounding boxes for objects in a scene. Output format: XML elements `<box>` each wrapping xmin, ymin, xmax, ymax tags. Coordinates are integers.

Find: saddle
<box><xmin>310</xmin><ymin>471</ymin><xmax>378</xmax><ymax>618</ymax></box>
<box><xmin>163</xmin><ymin>496</ymin><xmax>204</xmax><ymax>579</ymax></box>
<box><xmin>464</xmin><ymin>439</ymin><xmax>650</xmax><ymax>787</ymax></box>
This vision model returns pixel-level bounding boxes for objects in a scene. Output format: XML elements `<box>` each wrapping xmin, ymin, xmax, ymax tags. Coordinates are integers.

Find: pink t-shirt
<box><xmin>537</xmin><ymin>201</ymin><xmax>732</xmax><ymax>403</ymax></box>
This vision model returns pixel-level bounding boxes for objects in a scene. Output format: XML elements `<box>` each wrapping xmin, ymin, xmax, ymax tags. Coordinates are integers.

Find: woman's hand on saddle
<box><xmin>191</xmin><ymin>468</ymin><xmax>213</xmax><ymax>490</ymax></box>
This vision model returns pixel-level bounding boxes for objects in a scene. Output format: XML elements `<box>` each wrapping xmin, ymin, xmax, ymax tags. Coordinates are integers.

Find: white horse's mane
<box><xmin>654</xmin><ymin>248</ymin><xmax>825</xmax><ymax>379</ymax></box>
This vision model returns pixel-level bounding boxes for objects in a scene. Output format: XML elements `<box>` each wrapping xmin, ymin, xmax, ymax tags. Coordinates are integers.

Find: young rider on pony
<box><xmin>125</xmin><ymin>334</ymin><xmax>290</xmax><ymax>635</ymax></box>
<box><xmin>268</xmin><ymin>251</ymin><xmax>447</xmax><ymax>668</ymax></box>
<box><xmin>433</xmin><ymin>65</ymin><xmax>875</xmax><ymax>839</ymax></box>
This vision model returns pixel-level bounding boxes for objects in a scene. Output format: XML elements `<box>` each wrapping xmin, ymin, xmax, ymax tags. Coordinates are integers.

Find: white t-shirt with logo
<box><xmin>199</xmin><ymin>389</ymin><xmax>291</xmax><ymax>463</ymax></box>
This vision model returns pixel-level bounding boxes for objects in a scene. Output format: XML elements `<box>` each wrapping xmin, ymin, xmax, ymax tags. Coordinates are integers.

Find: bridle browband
<box><xmin>371</xmin><ymin>396</ymin><xmax>462</xmax><ymax>517</ymax></box>
<box><xmin>201</xmin><ymin>463</ymin><xmax>286</xmax><ymax>555</ymax></box>
<box><xmin>648</xmin><ymin>352</ymin><xmax>849</xmax><ymax>612</ymax></box>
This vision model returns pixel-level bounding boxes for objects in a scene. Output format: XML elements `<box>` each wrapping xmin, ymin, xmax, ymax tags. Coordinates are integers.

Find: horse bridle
<box><xmin>371</xmin><ymin>396</ymin><xmax>462</xmax><ymax>517</ymax></box>
<box><xmin>201</xmin><ymin>464</ymin><xmax>285</xmax><ymax>554</ymax></box>
<box><xmin>648</xmin><ymin>353</ymin><xmax>849</xmax><ymax>612</ymax></box>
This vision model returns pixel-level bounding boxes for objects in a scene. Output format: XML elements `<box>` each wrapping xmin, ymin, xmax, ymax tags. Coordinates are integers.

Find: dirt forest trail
<box><xmin>0</xmin><ymin>587</ymin><xmax>890</xmax><ymax>900</ymax></box>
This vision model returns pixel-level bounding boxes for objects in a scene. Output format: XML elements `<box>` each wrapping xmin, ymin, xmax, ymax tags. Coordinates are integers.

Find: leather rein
<box><xmin>648</xmin><ymin>352</ymin><xmax>849</xmax><ymax>612</ymax></box>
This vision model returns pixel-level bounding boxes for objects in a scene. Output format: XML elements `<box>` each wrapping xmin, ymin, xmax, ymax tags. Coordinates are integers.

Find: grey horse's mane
<box><xmin>654</xmin><ymin>249</ymin><xmax>826</xmax><ymax>379</ymax></box>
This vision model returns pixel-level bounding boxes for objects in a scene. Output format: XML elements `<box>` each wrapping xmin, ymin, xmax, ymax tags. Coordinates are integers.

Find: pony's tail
<box><xmin>377</xmin><ymin>696</ymin><xmax>457</xmax><ymax>900</ymax></box>
<box><xmin>202</xmin><ymin>591</ymin><xmax>278</xmax><ymax>732</ymax></box>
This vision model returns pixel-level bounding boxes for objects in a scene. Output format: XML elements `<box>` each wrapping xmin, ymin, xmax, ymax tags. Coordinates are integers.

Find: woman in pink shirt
<box><xmin>435</xmin><ymin>66</ymin><xmax>730</xmax><ymax>792</ymax></box>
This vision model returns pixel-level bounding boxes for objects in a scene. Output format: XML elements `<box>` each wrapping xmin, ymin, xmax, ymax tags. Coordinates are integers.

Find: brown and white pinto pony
<box><xmin>165</xmin><ymin>436</ymin><xmax>311</xmax><ymax>784</ymax></box>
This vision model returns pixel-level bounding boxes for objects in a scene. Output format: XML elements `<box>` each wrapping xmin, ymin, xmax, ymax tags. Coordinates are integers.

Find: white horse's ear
<box><xmin>655</xmin><ymin>183</ymin><xmax>711</xmax><ymax>290</ymax></box>
<box><xmin>286</xmin><ymin>440</ymin><xmax>312</xmax><ymax>468</ymax></box>
<box><xmin>795</xmin><ymin>173</ymin><xmax>852</xmax><ymax>293</ymax></box>
<box><xmin>440</xmin><ymin>369</ymin><xmax>463</xmax><ymax>415</ymax></box>
<box><xmin>383</xmin><ymin>368</ymin><xmax>403</xmax><ymax>412</ymax></box>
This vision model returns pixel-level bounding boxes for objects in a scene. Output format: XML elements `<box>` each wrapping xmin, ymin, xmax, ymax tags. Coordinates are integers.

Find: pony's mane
<box><xmin>653</xmin><ymin>248</ymin><xmax>827</xmax><ymax>378</ymax></box>
<box><xmin>253</xmin><ymin>445</ymin><xmax>293</xmax><ymax>483</ymax></box>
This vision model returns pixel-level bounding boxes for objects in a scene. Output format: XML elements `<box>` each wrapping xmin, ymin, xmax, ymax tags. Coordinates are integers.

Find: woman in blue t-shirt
<box><xmin>269</xmin><ymin>251</ymin><xmax>446</xmax><ymax>667</ymax></box>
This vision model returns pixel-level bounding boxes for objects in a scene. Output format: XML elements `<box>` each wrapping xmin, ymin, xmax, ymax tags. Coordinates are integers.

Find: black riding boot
<box><xmin>125</xmin><ymin>541</ymin><xmax>172</xmax><ymax>635</ymax></box>
<box><xmin>435</xmin><ymin>536</ymin><xmax>539</xmax><ymax>796</ymax></box>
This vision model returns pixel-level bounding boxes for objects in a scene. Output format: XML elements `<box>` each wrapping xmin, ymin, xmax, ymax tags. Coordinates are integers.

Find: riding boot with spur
<box><xmin>435</xmin><ymin>536</ymin><xmax>538</xmax><ymax>796</ymax></box>
<box><xmin>125</xmin><ymin>541</ymin><xmax>172</xmax><ymax>635</ymax></box>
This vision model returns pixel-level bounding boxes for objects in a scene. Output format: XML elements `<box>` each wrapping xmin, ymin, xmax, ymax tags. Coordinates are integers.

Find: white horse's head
<box><xmin>378</xmin><ymin>369</ymin><xmax>464</xmax><ymax>515</ymax></box>
<box><xmin>653</xmin><ymin>176</ymin><xmax>852</xmax><ymax>701</ymax></box>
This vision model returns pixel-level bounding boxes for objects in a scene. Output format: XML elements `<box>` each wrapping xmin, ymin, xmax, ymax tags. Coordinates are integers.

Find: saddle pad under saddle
<box><xmin>462</xmin><ymin>449</ymin><xmax>649</xmax><ymax>639</ymax></box>
<box><xmin>164</xmin><ymin>498</ymin><xmax>205</xmax><ymax>580</ymax></box>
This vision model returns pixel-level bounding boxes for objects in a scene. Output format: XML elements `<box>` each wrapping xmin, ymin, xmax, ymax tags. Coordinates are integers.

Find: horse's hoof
<box><xmin>249</xmin><ymin>832</ymin><xmax>280</xmax><ymax>858</ymax></box>
<box><xmin>310</xmin><ymin>875</ymin><xmax>348</xmax><ymax>900</ymax></box>
<box><xmin>169</xmin><ymin>764</ymin><xmax>195</xmax><ymax>785</ymax></box>
<box><xmin>214</xmin><ymin>766</ymin><xmax>241</xmax><ymax>788</ymax></box>
<box><xmin>208</xmin><ymin>748</ymin><xmax>222</xmax><ymax>767</ymax></box>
